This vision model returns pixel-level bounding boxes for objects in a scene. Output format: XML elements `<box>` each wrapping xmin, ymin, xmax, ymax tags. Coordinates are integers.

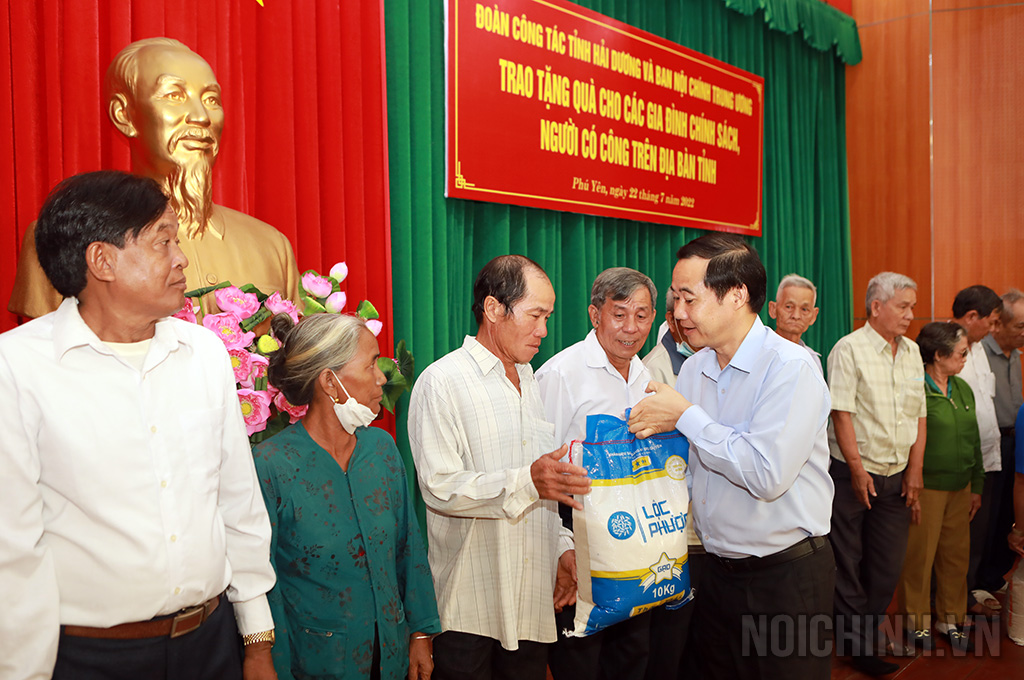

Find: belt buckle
<box><xmin>169</xmin><ymin>604</ymin><xmax>206</xmax><ymax>639</ymax></box>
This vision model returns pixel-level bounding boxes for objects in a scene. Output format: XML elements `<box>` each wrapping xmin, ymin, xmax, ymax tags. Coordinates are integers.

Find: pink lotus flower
<box><xmin>203</xmin><ymin>312</ymin><xmax>256</xmax><ymax>350</ymax></box>
<box><xmin>249</xmin><ymin>354</ymin><xmax>269</xmax><ymax>386</ymax></box>
<box><xmin>301</xmin><ymin>272</ymin><xmax>333</xmax><ymax>299</ymax></box>
<box><xmin>214</xmin><ymin>286</ymin><xmax>261</xmax><ymax>318</ymax></box>
<box><xmin>325</xmin><ymin>291</ymin><xmax>347</xmax><ymax>313</ymax></box>
<box><xmin>366</xmin><ymin>319</ymin><xmax>383</xmax><ymax>337</ymax></box>
<box><xmin>265</xmin><ymin>291</ymin><xmax>300</xmax><ymax>323</ymax></box>
<box><xmin>237</xmin><ymin>389</ymin><xmax>272</xmax><ymax>436</ymax></box>
<box><xmin>329</xmin><ymin>261</ymin><xmax>349</xmax><ymax>283</ymax></box>
<box><xmin>228</xmin><ymin>348</ymin><xmax>254</xmax><ymax>385</ymax></box>
<box><xmin>172</xmin><ymin>299</ymin><xmax>199</xmax><ymax>324</ymax></box>
<box><xmin>270</xmin><ymin>386</ymin><xmax>308</xmax><ymax>424</ymax></box>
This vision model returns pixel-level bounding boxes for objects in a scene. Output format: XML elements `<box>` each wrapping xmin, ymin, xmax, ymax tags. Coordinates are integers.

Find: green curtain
<box><xmin>385</xmin><ymin>0</ymin><xmax>854</xmax><ymax>531</ymax></box>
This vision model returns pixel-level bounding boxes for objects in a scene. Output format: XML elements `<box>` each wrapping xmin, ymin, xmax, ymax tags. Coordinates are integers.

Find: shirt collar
<box><xmin>981</xmin><ymin>333</ymin><xmax>1005</xmax><ymax>359</ymax></box>
<box><xmin>862</xmin><ymin>320</ymin><xmax>906</xmax><ymax>355</ymax></box>
<box><xmin>582</xmin><ymin>329</ymin><xmax>646</xmax><ymax>385</ymax></box>
<box><xmin>464</xmin><ymin>335</ymin><xmax>513</xmax><ymax>378</ymax></box>
<box><xmin>701</xmin><ymin>316</ymin><xmax>764</xmax><ymax>380</ymax></box>
<box><xmin>52</xmin><ymin>297</ymin><xmax>188</xmax><ymax>366</ymax></box>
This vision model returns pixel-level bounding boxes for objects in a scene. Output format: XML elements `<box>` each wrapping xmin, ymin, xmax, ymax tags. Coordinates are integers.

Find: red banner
<box><xmin>446</xmin><ymin>0</ymin><xmax>764</xmax><ymax>235</ymax></box>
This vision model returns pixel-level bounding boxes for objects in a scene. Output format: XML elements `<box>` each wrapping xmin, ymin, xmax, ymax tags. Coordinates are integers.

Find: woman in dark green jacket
<box><xmin>897</xmin><ymin>322</ymin><xmax>984</xmax><ymax>653</ymax></box>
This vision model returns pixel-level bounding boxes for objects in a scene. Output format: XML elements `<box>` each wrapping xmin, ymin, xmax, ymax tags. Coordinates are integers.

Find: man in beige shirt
<box><xmin>827</xmin><ymin>272</ymin><xmax>927</xmax><ymax>676</ymax></box>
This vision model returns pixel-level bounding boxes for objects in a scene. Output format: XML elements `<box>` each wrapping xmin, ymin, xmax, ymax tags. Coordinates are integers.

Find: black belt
<box><xmin>711</xmin><ymin>536</ymin><xmax>827</xmax><ymax>573</ymax></box>
<box><xmin>1000</xmin><ymin>426</ymin><xmax>1015</xmax><ymax>437</ymax></box>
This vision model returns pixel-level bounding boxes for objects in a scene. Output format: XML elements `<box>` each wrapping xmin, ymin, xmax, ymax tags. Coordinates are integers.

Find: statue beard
<box><xmin>163</xmin><ymin>131</ymin><xmax>218</xmax><ymax>239</ymax></box>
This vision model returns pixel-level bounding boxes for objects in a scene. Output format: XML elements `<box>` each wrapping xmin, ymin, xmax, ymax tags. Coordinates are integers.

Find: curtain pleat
<box><xmin>386</xmin><ymin>0</ymin><xmax>855</xmax><ymax>531</ymax></box>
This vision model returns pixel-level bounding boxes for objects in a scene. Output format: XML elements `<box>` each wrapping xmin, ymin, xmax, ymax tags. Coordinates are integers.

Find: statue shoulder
<box><xmin>212</xmin><ymin>204</ymin><xmax>292</xmax><ymax>245</ymax></box>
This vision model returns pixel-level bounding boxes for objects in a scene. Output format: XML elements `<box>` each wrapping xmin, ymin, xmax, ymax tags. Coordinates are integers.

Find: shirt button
<box><xmin>522</xmin><ymin>440</ymin><xmax>527</xmax><ymax>446</ymax></box>
<box><xmin>702</xmin><ymin>499</ymin><xmax>706</xmax><ymax>504</ymax></box>
<box><xmin>206</xmin><ymin>273</ymin><xmax>218</xmax><ymax>284</ymax></box>
<box><xmin>721</xmin><ymin>389</ymin><xmax>725</xmax><ymax>394</ymax></box>
<box><xmin>150</xmin><ymin>426</ymin><xmax>157</xmax><ymax>434</ymax></box>
<box><xmin>161</xmin><ymin>480</ymin><xmax>168</xmax><ymax>488</ymax></box>
<box><xmin>174</xmin><ymin>587</ymin><xmax>181</xmax><ymax>595</ymax></box>
<box><xmin>170</xmin><ymin>534</ymin><xmax>178</xmax><ymax>543</ymax></box>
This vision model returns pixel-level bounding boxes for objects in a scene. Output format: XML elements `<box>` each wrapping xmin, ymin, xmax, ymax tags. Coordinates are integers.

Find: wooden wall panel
<box><xmin>847</xmin><ymin>0</ymin><xmax>1023</xmax><ymax>341</ymax></box>
<box><xmin>846</xmin><ymin>9</ymin><xmax>931</xmax><ymax>331</ymax></box>
<box><xmin>932</xmin><ymin>5</ymin><xmax>1024</xmax><ymax>319</ymax></box>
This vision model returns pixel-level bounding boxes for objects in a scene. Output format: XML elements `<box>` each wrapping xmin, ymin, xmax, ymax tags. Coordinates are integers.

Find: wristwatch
<box><xmin>242</xmin><ymin>629</ymin><xmax>275</xmax><ymax>646</ymax></box>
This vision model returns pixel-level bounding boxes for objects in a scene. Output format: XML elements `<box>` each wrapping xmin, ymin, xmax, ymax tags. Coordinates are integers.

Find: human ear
<box><xmin>588</xmin><ymin>304</ymin><xmax>600</xmax><ymax>328</ymax></box>
<box><xmin>84</xmin><ymin>242</ymin><xmax>118</xmax><ymax>283</ymax></box>
<box><xmin>109</xmin><ymin>94</ymin><xmax>138</xmax><ymax>138</ymax></box>
<box><xmin>767</xmin><ymin>301</ymin><xmax>777</xmax><ymax>319</ymax></box>
<box><xmin>482</xmin><ymin>295</ymin><xmax>504</xmax><ymax>324</ymax></box>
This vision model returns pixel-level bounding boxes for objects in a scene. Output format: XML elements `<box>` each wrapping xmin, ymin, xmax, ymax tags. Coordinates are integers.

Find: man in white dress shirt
<box><xmin>949</xmin><ymin>285</ymin><xmax>1004</xmax><ymax>615</ymax></box>
<box><xmin>536</xmin><ymin>267</ymin><xmax>675</xmax><ymax>680</ymax></box>
<box><xmin>409</xmin><ymin>255</ymin><xmax>592</xmax><ymax>680</ymax></box>
<box><xmin>767</xmin><ymin>273</ymin><xmax>822</xmax><ymax>375</ymax></box>
<box><xmin>0</xmin><ymin>171</ymin><xmax>277</xmax><ymax>680</ymax></box>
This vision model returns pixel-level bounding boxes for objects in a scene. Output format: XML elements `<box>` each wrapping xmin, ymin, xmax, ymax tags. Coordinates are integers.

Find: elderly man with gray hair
<box><xmin>536</xmin><ymin>267</ymin><xmax>671</xmax><ymax>680</ymax></box>
<box><xmin>827</xmin><ymin>272</ymin><xmax>927</xmax><ymax>676</ymax></box>
<box><xmin>768</xmin><ymin>274</ymin><xmax>822</xmax><ymax>375</ymax></box>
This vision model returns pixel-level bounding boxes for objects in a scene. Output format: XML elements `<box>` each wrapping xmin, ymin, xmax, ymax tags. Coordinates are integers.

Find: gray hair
<box><xmin>865</xmin><ymin>272</ymin><xmax>917</xmax><ymax>318</ymax></box>
<box><xmin>106</xmin><ymin>37</ymin><xmax>200</xmax><ymax>102</ymax></box>
<box><xmin>665</xmin><ymin>286</ymin><xmax>676</xmax><ymax>310</ymax></box>
<box><xmin>1001</xmin><ymin>288</ymin><xmax>1024</xmax><ymax>321</ymax></box>
<box><xmin>776</xmin><ymin>274</ymin><xmax>817</xmax><ymax>304</ymax></box>
<box><xmin>267</xmin><ymin>313</ymin><xmax>368</xmax><ymax>406</ymax></box>
<box><xmin>590</xmin><ymin>267</ymin><xmax>657</xmax><ymax>311</ymax></box>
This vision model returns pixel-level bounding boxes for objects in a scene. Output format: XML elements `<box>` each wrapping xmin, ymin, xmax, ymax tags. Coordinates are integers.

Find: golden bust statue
<box><xmin>9</xmin><ymin>37</ymin><xmax>300</xmax><ymax>318</ymax></box>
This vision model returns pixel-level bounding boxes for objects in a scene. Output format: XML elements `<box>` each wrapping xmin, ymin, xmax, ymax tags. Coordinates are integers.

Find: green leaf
<box><xmin>240</xmin><ymin>306</ymin><xmax>271</xmax><ymax>332</ymax></box>
<box><xmin>356</xmin><ymin>300</ymin><xmax>379</xmax><ymax>320</ymax></box>
<box><xmin>185</xmin><ymin>281</ymin><xmax>232</xmax><ymax>298</ymax></box>
<box><xmin>377</xmin><ymin>356</ymin><xmax>411</xmax><ymax>413</ymax></box>
<box><xmin>395</xmin><ymin>339</ymin><xmax>415</xmax><ymax>384</ymax></box>
<box><xmin>303</xmin><ymin>296</ymin><xmax>326</xmax><ymax>315</ymax></box>
<box><xmin>248</xmin><ymin>411</ymin><xmax>291</xmax><ymax>447</ymax></box>
<box><xmin>238</xmin><ymin>283</ymin><xmax>270</xmax><ymax>302</ymax></box>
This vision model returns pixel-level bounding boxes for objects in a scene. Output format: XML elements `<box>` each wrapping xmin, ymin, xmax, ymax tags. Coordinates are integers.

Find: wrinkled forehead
<box><xmin>134</xmin><ymin>46</ymin><xmax>219</xmax><ymax>91</ymax></box>
<box><xmin>779</xmin><ymin>285</ymin><xmax>816</xmax><ymax>306</ymax></box>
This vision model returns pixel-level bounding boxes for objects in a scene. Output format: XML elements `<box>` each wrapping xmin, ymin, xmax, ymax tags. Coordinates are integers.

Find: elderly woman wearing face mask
<box><xmin>253</xmin><ymin>313</ymin><xmax>440</xmax><ymax>680</ymax></box>
<box><xmin>897</xmin><ymin>321</ymin><xmax>984</xmax><ymax>654</ymax></box>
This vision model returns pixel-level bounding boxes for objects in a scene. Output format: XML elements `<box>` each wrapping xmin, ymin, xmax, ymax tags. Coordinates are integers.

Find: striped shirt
<box><xmin>409</xmin><ymin>336</ymin><xmax>572</xmax><ymax>650</ymax></box>
<box><xmin>827</xmin><ymin>322</ymin><xmax>928</xmax><ymax>475</ymax></box>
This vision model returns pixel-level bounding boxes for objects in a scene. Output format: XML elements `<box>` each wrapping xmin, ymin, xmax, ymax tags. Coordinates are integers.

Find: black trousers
<box><xmin>696</xmin><ymin>538</ymin><xmax>835</xmax><ymax>680</ymax></box>
<box><xmin>645</xmin><ymin>551</ymin><xmax>703</xmax><ymax>680</ymax></box>
<box><xmin>53</xmin><ymin>595</ymin><xmax>242</xmax><ymax>680</ymax></box>
<box><xmin>977</xmin><ymin>432</ymin><xmax>1018</xmax><ymax>591</ymax></box>
<box><xmin>548</xmin><ymin>606</ymin><xmax>651</xmax><ymax>680</ymax></box>
<box><xmin>829</xmin><ymin>461</ymin><xmax>910</xmax><ymax>657</ymax></box>
<box><xmin>431</xmin><ymin>631</ymin><xmax>548</xmax><ymax>680</ymax></box>
<box><xmin>968</xmin><ymin>470</ymin><xmax>999</xmax><ymax>601</ymax></box>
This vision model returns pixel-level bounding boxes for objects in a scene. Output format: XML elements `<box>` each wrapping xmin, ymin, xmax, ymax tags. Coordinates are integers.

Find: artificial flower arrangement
<box><xmin>174</xmin><ymin>262</ymin><xmax>414</xmax><ymax>445</ymax></box>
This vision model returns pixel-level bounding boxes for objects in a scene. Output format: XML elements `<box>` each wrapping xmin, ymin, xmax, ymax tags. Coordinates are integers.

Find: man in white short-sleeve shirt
<box><xmin>537</xmin><ymin>267</ymin><xmax>671</xmax><ymax>680</ymax></box>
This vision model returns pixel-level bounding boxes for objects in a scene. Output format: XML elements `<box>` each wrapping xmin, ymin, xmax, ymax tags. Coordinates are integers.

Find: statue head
<box><xmin>106</xmin><ymin>38</ymin><xmax>224</xmax><ymax>238</ymax></box>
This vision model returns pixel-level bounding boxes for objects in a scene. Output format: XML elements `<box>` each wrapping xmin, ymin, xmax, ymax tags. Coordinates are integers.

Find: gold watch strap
<box><xmin>242</xmin><ymin>629</ymin><xmax>275</xmax><ymax>646</ymax></box>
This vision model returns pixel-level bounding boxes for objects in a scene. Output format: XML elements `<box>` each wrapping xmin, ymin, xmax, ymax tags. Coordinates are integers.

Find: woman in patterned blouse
<box><xmin>254</xmin><ymin>313</ymin><xmax>441</xmax><ymax>679</ymax></box>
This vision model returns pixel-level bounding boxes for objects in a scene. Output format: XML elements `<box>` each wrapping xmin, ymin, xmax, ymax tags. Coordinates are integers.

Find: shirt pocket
<box><xmin>177</xmin><ymin>406</ymin><xmax>225</xmax><ymax>495</ymax></box>
<box><xmin>292</xmin><ymin>622</ymin><xmax>348</xmax><ymax>678</ymax></box>
<box><xmin>901</xmin><ymin>377</ymin><xmax>926</xmax><ymax>419</ymax></box>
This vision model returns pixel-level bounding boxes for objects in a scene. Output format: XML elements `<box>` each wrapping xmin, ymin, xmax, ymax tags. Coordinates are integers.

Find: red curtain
<box><xmin>0</xmin><ymin>0</ymin><xmax>394</xmax><ymax>379</ymax></box>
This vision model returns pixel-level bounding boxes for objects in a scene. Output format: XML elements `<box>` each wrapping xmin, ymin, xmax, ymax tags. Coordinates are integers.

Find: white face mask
<box><xmin>329</xmin><ymin>370</ymin><xmax>376</xmax><ymax>434</ymax></box>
